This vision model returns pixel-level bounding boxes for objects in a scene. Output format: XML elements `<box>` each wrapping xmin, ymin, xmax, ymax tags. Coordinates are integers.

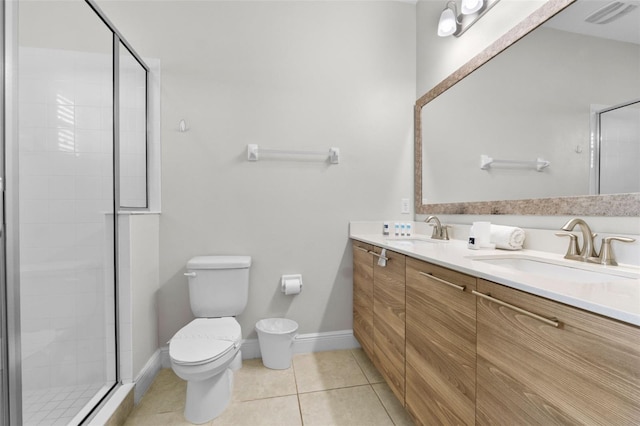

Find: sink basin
<box><xmin>467</xmin><ymin>255</ymin><xmax>639</xmax><ymax>283</ymax></box>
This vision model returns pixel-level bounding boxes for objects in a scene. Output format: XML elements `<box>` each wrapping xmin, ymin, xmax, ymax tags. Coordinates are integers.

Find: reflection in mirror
<box><xmin>592</xmin><ymin>100</ymin><xmax>640</xmax><ymax>195</ymax></box>
<box><xmin>119</xmin><ymin>42</ymin><xmax>149</xmax><ymax>208</ymax></box>
<box><xmin>416</xmin><ymin>0</ymin><xmax>640</xmax><ymax>215</ymax></box>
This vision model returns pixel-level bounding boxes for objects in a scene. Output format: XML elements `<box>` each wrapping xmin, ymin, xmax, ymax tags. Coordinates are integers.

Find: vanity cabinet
<box><xmin>352</xmin><ymin>239</ymin><xmax>640</xmax><ymax>424</ymax></box>
<box><xmin>352</xmin><ymin>242</ymin><xmax>374</xmax><ymax>359</ymax></box>
<box><xmin>351</xmin><ymin>242</ymin><xmax>406</xmax><ymax>405</ymax></box>
<box><xmin>405</xmin><ymin>257</ymin><xmax>477</xmax><ymax>426</ymax></box>
<box><xmin>475</xmin><ymin>279</ymin><xmax>640</xmax><ymax>425</ymax></box>
<box><xmin>372</xmin><ymin>246</ymin><xmax>406</xmax><ymax>404</ymax></box>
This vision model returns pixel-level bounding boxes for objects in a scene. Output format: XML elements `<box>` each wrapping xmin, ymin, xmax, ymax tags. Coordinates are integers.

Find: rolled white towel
<box><xmin>490</xmin><ymin>225</ymin><xmax>525</xmax><ymax>250</ymax></box>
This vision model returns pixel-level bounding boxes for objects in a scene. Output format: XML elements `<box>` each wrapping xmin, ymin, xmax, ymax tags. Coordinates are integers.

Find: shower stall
<box><xmin>2</xmin><ymin>0</ymin><xmax>150</xmax><ymax>423</ymax></box>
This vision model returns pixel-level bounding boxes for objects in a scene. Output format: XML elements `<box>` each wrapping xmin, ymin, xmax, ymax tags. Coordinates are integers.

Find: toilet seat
<box><xmin>170</xmin><ymin>318</ymin><xmax>241</xmax><ymax>366</ymax></box>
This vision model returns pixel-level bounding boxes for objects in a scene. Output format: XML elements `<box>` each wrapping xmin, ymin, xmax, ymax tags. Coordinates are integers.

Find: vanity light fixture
<box><xmin>461</xmin><ymin>0</ymin><xmax>483</xmax><ymax>15</ymax></box>
<box><xmin>437</xmin><ymin>1</ymin><xmax>460</xmax><ymax>37</ymax></box>
<box><xmin>437</xmin><ymin>0</ymin><xmax>500</xmax><ymax>38</ymax></box>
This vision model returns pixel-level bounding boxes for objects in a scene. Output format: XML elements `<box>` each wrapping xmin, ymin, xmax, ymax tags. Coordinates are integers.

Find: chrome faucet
<box><xmin>425</xmin><ymin>215</ymin><xmax>449</xmax><ymax>240</ymax></box>
<box><xmin>596</xmin><ymin>236</ymin><xmax>635</xmax><ymax>266</ymax></box>
<box><xmin>557</xmin><ymin>218</ymin><xmax>636</xmax><ymax>265</ymax></box>
<box><xmin>559</xmin><ymin>218</ymin><xmax>597</xmax><ymax>261</ymax></box>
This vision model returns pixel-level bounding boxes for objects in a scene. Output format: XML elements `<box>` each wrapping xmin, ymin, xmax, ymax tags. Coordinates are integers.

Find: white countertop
<box><xmin>350</xmin><ymin>232</ymin><xmax>640</xmax><ymax>327</ymax></box>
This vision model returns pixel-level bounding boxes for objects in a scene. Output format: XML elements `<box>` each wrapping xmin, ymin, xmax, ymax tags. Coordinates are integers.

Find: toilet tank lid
<box><xmin>187</xmin><ymin>256</ymin><xmax>251</xmax><ymax>270</ymax></box>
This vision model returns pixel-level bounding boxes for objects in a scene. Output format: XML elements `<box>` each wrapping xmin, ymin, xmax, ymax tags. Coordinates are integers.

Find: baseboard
<box><xmin>159</xmin><ymin>329</ymin><xmax>360</xmax><ymax>365</ymax></box>
<box><xmin>134</xmin><ymin>349</ymin><xmax>162</xmax><ymax>404</ymax></box>
<box><xmin>293</xmin><ymin>329</ymin><xmax>360</xmax><ymax>354</ymax></box>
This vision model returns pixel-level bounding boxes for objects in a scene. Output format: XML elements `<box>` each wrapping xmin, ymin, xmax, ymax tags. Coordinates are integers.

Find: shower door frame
<box><xmin>589</xmin><ymin>98</ymin><xmax>640</xmax><ymax>195</ymax></box>
<box><xmin>0</xmin><ymin>0</ymin><xmax>7</xmax><ymax>423</ymax></box>
<box><xmin>0</xmin><ymin>0</ymin><xmax>152</xmax><ymax>423</ymax></box>
<box><xmin>3</xmin><ymin>0</ymin><xmax>22</xmax><ymax>423</ymax></box>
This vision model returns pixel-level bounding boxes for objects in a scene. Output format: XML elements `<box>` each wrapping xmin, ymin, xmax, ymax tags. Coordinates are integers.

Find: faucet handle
<box><xmin>595</xmin><ymin>236</ymin><xmax>636</xmax><ymax>266</ymax></box>
<box><xmin>442</xmin><ymin>225</ymin><xmax>452</xmax><ymax>240</ymax></box>
<box><xmin>426</xmin><ymin>223</ymin><xmax>438</xmax><ymax>238</ymax></box>
<box><xmin>555</xmin><ymin>232</ymin><xmax>579</xmax><ymax>259</ymax></box>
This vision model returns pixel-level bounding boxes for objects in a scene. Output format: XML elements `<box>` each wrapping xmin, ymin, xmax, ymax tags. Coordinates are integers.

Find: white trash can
<box><xmin>255</xmin><ymin>318</ymin><xmax>298</xmax><ymax>370</ymax></box>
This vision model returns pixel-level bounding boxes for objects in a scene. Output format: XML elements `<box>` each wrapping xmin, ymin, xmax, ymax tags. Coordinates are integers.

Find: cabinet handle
<box><xmin>369</xmin><ymin>251</ymin><xmax>389</xmax><ymax>261</ymax></box>
<box><xmin>354</xmin><ymin>245</ymin><xmax>369</xmax><ymax>253</ymax></box>
<box><xmin>472</xmin><ymin>291</ymin><xmax>560</xmax><ymax>328</ymax></box>
<box><xmin>418</xmin><ymin>272</ymin><xmax>465</xmax><ymax>291</ymax></box>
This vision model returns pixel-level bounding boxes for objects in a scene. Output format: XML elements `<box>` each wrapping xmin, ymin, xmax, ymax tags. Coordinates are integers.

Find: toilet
<box><xmin>169</xmin><ymin>255</ymin><xmax>251</xmax><ymax>424</ymax></box>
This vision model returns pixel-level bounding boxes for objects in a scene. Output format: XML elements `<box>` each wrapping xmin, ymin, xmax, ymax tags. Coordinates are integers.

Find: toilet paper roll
<box><xmin>282</xmin><ymin>277</ymin><xmax>302</xmax><ymax>295</ymax></box>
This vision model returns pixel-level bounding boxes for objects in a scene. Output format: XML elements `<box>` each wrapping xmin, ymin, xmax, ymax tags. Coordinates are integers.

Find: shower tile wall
<box><xmin>19</xmin><ymin>47</ymin><xmax>115</xmax><ymax>393</ymax></box>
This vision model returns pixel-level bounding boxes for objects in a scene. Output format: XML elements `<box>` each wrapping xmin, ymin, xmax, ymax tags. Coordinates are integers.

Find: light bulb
<box><xmin>437</xmin><ymin>5</ymin><xmax>458</xmax><ymax>37</ymax></box>
<box><xmin>461</xmin><ymin>0</ymin><xmax>483</xmax><ymax>15</ymax></box>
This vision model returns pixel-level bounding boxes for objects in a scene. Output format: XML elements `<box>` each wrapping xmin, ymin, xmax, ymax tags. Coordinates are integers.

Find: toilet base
<box><xmin>184</xmin><ymin>368</ymin><xmax>233</xmax><ymax>424</ymax></box>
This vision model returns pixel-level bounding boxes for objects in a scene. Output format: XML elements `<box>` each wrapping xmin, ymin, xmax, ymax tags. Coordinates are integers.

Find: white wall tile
<box><xmin>21</xmin><ymin>175</ymin><xmax>51</xmax><ymax>200</ymax></box>
<box><xmin>75</xmin><ymin>176</ymin><xmax>101</xmax><ymax>200</ymax></box>
<box><xmin>48</xmin><ymin>199</ymin><xmax>76</xmax><ymax>224</ymax></box>
<box><xmin>47</xmin><ymin>104</ymin><xmax>75</xmax><ymax>129</ymax></box>
<box><xmin>19</xmin><ymin>152</ymin><xmax>50</xmax><ymax>176</ymax></box>
<box><xmin>75</xmin><ymin>106</ymin><xmax>102</xmax><ymax>130</ymax></box>
<box><xmin>48</xmin><ymin>176</ymin><xmax>76</xmax><ymax>200</ymax></box>
<box><xmin>48</xmin><ymin>152</ymin><xmax>76</xmax><ymax>176</ymax></box>
<box><xmin>19</xmin><ymin>103</ymin><xmax>47</xmax><ymax>129</ymax></box>
<box><xmin>49</xmin><ymin>80</ymin><xmax>75</xmax><ymax>106</ymax></box>
<box><xmin>18</xmin><ymin>127</ymin><xmax>49</xmax><ymax>152</ymax></box>
<box><xmin>75</xmin><ymin>129</ymin><xmax>102</xmax><ymax>153</ymax></box>
<box><xmin>19</xmin><ymin>46</ymin><xmax>124</xmax><ymax>398</ymax></box>
<box><xmin>20</xmin><ymin>199</ymin><xmax>49</xmax><ymax>224</ymax></box>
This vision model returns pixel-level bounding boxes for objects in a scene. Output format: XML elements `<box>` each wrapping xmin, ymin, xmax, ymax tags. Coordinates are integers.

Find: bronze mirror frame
<box><xmin>414</xmin><ymin>0</ymin><xmax>640</xmax><ymax>216</ymax></box>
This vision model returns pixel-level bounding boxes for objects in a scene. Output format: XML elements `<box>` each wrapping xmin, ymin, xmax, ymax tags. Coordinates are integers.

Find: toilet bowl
<box><xmin>169</xmin><ymin>317</ymin><xmax>242</xmax><ymax>424</ymax></box>
<box><xmin>170</xmin><ymin>255</ymin><xmax>251</xmax><ymax>423</ymax></box>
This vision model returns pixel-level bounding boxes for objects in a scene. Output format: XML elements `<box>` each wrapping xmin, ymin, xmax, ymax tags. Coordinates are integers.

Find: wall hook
<box><xmin>179</xmin><ymin>119</ymin><xmax>187</xmax><ymax>133</ymax></box>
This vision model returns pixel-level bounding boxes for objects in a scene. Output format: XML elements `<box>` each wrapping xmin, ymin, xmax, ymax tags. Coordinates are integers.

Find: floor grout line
<box><xmin>292</xmin><ymin>355</ymin><xmax>305</xmax><ymax>426</ymax></box>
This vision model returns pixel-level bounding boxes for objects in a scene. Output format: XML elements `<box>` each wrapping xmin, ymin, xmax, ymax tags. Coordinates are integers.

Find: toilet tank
<box><xmin>185</xmin><ymin>256</ymin><xmax>251</xmax><ymax>318</ymax></box>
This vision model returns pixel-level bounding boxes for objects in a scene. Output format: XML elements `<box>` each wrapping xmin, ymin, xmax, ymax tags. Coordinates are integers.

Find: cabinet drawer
<box><xmin>352</xmin><ymin>242</ymin><xmax>374</xmax><ymax>359</ymax></box>
<box><xmin>406</xmin><ymin>257</ymin><xmax>477</xmax><ymax>426</ymax></box>
<box><xmin>373</xmin><ymin>248</ymin><xmax>406</xmax><ymax>404</ymax></box>
<box><xmin>476</xmin><ymin>279</ymin><xmax>640</xmax><ymax>425</ymax></box>
<box><xmin>406</xmin><ymin>257</ymin><xmax>476</xmax><ymax>290</ymax></box>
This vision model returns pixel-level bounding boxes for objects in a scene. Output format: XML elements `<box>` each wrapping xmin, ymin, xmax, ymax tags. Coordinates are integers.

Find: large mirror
<box><xmin>416</xmin><ymin>0</ymin><xmax>640</xmax><ymax>216</ymax></box>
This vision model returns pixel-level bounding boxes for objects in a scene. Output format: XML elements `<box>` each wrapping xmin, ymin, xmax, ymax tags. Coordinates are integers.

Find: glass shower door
<box><xmin>18</xmin><ymin>0</ymin><xmax>117</xmax><ymax>424</ymax></box>
<box><xmin>598</xmin><ymin>100</ymin><xmax>640</xmax><ymax>194</ymax></box>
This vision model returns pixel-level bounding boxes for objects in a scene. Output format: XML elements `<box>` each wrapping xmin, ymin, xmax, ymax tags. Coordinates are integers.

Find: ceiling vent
<box><xmin>585</xmin><ymin>1</ymin><xmax>638</xmax><ymax>24</ymax></box>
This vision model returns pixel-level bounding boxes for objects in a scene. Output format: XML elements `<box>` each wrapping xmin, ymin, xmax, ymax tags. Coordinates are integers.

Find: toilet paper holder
<box><xmin>281</xmin><ymin>274</ymin><xmax>303</xmax><ymax>295</ymax></box>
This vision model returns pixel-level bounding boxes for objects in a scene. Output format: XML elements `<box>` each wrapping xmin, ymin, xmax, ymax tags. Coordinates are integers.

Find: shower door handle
<box><xmin>184</xmin><ymin>272</ymin><xmax>197</xmax><ymax>277</ymax></box>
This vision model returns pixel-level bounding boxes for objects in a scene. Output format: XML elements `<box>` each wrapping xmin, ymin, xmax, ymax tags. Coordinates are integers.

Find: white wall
<box><xmin>130</xmin><ymin>215</ymin><xmax>160</xmax><ymax>377</ymax></box>
<box><xmin>97</xmin><ymin>1</ymin><xmax>416</xmax><ymax>343</ymax></box>
<box><xmin>118</xmin><ymin>214</ymin><xmax>160</xmax><ymax>384</ymax></box>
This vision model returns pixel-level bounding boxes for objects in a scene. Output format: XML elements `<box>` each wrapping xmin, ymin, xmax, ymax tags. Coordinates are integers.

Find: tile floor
<box><xmin>123</xmin><ymin>349</ymin><xmax>414</xmax><ymax>425</ymax></box>
<box><xmin>23</xmin><ymin>383</ymin><xmax>105</xmax><ymax>426</ymax></box>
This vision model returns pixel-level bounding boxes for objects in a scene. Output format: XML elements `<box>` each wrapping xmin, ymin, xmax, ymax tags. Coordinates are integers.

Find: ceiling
<box><xmin>544</xmin><ymin>0</ymin><xmax>640</xmax><ymax>44</ymax></box>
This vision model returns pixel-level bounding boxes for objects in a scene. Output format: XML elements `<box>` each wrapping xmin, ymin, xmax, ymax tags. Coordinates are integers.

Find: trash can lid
<box><xmin>255</xmin><ymin>318</ymin><xmax>298</xmax><ymax>334</ymax></box>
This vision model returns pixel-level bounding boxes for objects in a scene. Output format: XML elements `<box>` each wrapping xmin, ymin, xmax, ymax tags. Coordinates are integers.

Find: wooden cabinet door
<box><xmin>352</xmin><ymin>242</ymin><xmax>374</xmax><ymax>359</ymax></box>
<box><xmin>405</xmin><ymin>257</ymin><xmax>477</xmax><ymax>426</ymax></box>
<box><xmin>476</xmin><ymin>279</ymin><xmax>640</xmax><ymax>425</ymax></box>
<box><xmin>373</xmin><ymin>247</ymin><xmax>406</xmax><ymax>404</ymax></box>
